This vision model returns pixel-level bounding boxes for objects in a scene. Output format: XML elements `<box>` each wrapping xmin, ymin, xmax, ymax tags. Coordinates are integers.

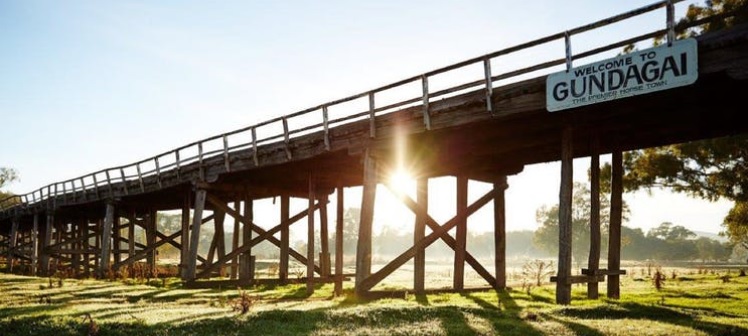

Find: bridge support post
<box><xmin>31</xmin><ymin>213</ymin><xmax>39</xmax><ymax>276</ymax></box>
<box><xmin>414</xmin><ymin>177</ymin><xmax>428</xmax><ymax>294</ymax></box>
<box><xmin>607</xmin><ymin>150</ymin><xmax>623</xmax><ymax>299</ymax></box>
<box><xmin>99</xmin><ymin>202</ymin><xmax>115</xmax><ymax>277</ymax></box>
<box><xmin>180</xmin><ymin>195</ymin><xmax>191</xmax><ymax>280</ymax></box>
<box><xmin>128</xmin><ymin>214</ymin><xmax>135</xmax><ymax>275</ymax></box>
<box><xmin>113</xmin><ymin>215</ymin><xmax>121</xmax><ymax>265</ymax></box>
<box><xmin>556</xmin><ymin>126</ymin><xmax>573</xmax><ymax>305</ymax></box>
<box><xmin>7</xmin><ymin>217</ymin><xmax>18</xmax><ymax>272</ymax></box>
<box><xmin>494</xmin><ymin>176</ymin><xmax>508</xmax><ymax>290</ymax></box>
<box><xmin>187</xmin><ymin>188</ymin><xmax>207</xmax><ymax>281</ymax></box>
<box><xmin>320</xmin><ymin>195</ymin><xmax>330</xmax><ymax>278</ymax></box>
<box><xmin>454</xmin><ymin>176</ymin><xmax>468</xmax><ymax>291</ymax></box>
<box><xmin>588</xmin><ymin>142</ymin><xmax>601</xmax><ymax>299</ymax></box>
<box><xmin>243</xmin><ymin>196</ymin><xmax>253</xmax><ymax>281</ymax></box>
<box><xmin>280</xmin><ymin>195</ymin><xmax>289</xmax><ymax>283</ymax></box>
<box><xmin>356</xmin><ymin>150</ymin><xmax>377</xmax><ymax>296</ymax></box>
<box><xmin>334</xmin><ymin>186</ymin><xmax>344</xmax><ymax>296</ymax></box>
<box><xmin>41</xmin><ymin>212</ymin><xmax>54</xmax><ymax>275</ymax></box>
<box><xmin>146</xmin><ymin>210</ymin><xmax>157</xmax><ymax>276</ymax></box>
<box><xmin>307</xmin><ymin>173</ymin><xmax>316</xmax><ymax>296</ymax></box>
<box><xmin>231</xmin><ymin>198</ymin><xmax>240</xmax><ymax>280</ymax></box>
<box><xmin>71</xmin><ymin>221</ymin><xmax>81</xmax><ymax>275</ymax></box>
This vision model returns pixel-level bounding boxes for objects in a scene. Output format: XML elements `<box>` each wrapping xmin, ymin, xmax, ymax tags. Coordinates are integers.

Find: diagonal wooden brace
<box><xmin>383</xmin><ymin>182</ymin><xmax>497</xmax><ymax>287</ymax></box>
<box><xmin>359</xmin><ymin>188</ymin><xmax>497</xmax><ymax>292</ymax></box>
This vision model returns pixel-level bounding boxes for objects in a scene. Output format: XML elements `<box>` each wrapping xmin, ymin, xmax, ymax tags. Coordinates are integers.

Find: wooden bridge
<box><xmin>2</xmin><ymin>1</ymin><xmax>747</xmax><ymax>304</ymax></box>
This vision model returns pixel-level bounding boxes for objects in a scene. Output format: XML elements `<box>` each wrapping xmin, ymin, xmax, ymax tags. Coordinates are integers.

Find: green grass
<box><xmin>1</xmin><ymin>272</ymin><xmax>747</xmax><ymax>335</ymax></box>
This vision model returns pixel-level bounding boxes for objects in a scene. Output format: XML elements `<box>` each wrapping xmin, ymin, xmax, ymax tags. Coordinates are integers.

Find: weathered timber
<box><xmin>31</xmin><ymin>214</ymin><xmax>39</xmax><ymax>275</ymax></box>
<box><xmin>358</xmin><ymin>188</ymin><xmax>497</xmax><ymax>292</ymax></box>
<box><xmin>557</xmin><ymin>126</ymin><xmax>573</xmax><ymax>305</ymax></box>
<box><xmin>231</xmin><ymin>198</ymin><xmax>240</xmax><ymax>279</ymax></box>
<box><xmin>454</xmin><ymin>175</ymin><xmax>468</xmax><ymax>291</ymax></box>
<box><xmin>307</xmin><ymin>174</ymin><xmax>316</xmax><ymax>295</ymax></box>
<box><xmin>187</xmin><ymin>188</ymin><xmax>207</xmax><ymax>280</ymax></box>
<box><xmin>99</xmin><ymin>203</ymin><xmax>115</xmax><ymax>276</ymax></box>
<box><xmin>319</xmin><ymin>195</ymin><xmax>330</xmax><ymax>277</ymax></box>
<box><xmin>551</xmin><ymin>275</ymin><xmax>605</xmax><ymax>284</ymax></box>
<box><xmin>356</xmin><ymin>150</ymin><xmax>377</xmax><ymax>295</ymax></box>
<box><xmin>494</xmin><ymin>176</ymin><xmax>508</xmax><ymax>289</ymax></box>
<box><xmin>414</xmin><ymin>177</ymin><xmax>427</xmax><ymax>294</ymax></box>
<box><xmin>334</xmin><ymin>186</ymin><xmax>344</xmax><ymax>296</ymax></box>
<box><xmin>382</xmin><ymin>182</ymin><xmax>497</xmax><ymax>287</ymax></box>
<box><xmin>582</xmin><ymin>268</ymin><xmax>627</xmax><ymax>276</ymax></box>
<box><xmin>587</xmin><ymin>140</ymin><xmax>601</xmax><ymax>299</ymax></box>
<box><xmin>608</xmin><ymin>150</ymin><xmax>623</xmax><ymax>299</ymax></box>
<box><xmin>280</xmin><ymin>195</ymin><xmax>289</xmax><ymax>283</ymax></box>
<box><xmin>180</xmin><ymin>194</ymin><xmax>190</xmax><ymax>279</ymax></box>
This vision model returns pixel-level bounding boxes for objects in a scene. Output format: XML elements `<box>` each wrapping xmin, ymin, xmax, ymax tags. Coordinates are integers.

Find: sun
<box><xmin>388</xmin><ymin>168</ymin><xmax>416</xmax><ymax>194</ymax></box>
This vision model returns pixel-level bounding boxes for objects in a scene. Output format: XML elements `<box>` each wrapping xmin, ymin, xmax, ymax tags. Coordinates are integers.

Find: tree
<box><xmin>0</xmin><ymin>167</ymin><xmax>19</xmax><ymax>202</ymax></box>
<box><xmin>606</xmin><ymin>0</ymin><xmax>748</xmax><ymax>250</ymax></box>
<box><xmin>533</xmin><ymin>182</ymin><xmax>629</xmax><ymax>263</ymax></box>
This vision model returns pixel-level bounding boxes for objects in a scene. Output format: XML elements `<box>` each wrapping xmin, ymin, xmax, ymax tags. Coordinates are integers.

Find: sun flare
<box><xmin>388</xmin><ymin>168</ymin><xmax>415</xmax><ymax>194</ymax></box>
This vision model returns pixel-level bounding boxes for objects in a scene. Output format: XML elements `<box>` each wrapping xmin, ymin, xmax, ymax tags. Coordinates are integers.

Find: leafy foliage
<box><xmin>608</xmin><ymin>0</ymin><xmax>748</xmax><ymax>250</ymax></box>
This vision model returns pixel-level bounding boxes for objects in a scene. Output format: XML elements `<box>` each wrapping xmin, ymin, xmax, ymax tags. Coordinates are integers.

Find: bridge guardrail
<box><xmin>3</xmin><ymin>0</ymin><xmax>735</xmax><ymax>215</ymax></box>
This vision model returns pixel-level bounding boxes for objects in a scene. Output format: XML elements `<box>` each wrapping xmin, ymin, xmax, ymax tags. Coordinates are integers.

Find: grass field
<box><xmin>1</xmin><ymin>268</ymin><xmax>747</xmax><ymax>335</ymax></box>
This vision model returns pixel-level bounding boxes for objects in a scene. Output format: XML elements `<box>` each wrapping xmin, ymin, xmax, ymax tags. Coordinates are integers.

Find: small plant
<box><xmin>653</xmin><ymin>268</ymin><xmax>666</xmax><ymax>291</ymax></box>
<box><xmin>292</xmin><ymin>268</ymin><xmax>305</xmax><ymax>280</ymax></box>
<box><xmin>267</xmin><ymin>263</ymin><xmax>280</xmax><ymax>277</ymax></box>
<box><xmin>521</xmin><ymin>259</ymin><xmax>555</xmax><ymax>287</ymax></box>
<box><xmin>739</xmin><ymin>269</ymin><xmax>746</xmax><ymax>277</ymax></box>
<box><xmin>721</xmin><ymin>275</ymin><xmax>731</xmax><ymax>283</ymax></box>
<box><xmin>232</xmin><ymin>287</ymin><xmax>255</xmax><ymax>314</ymax></box>
<box><xmin>81</xmin><ymin>313</ymin><xmax>99</xmax><ymax>336</ymax></box>
<box><xmin>671</xmin><ymin>270</ymin><xmax>678</xmax><ymax>280</ymax></box>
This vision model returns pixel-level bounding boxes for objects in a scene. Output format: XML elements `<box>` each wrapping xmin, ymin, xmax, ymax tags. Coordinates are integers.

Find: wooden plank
<box><xmin>588</xmin><ymin>140</ymin><xmax>601</xmax><ymax>299</ymax></box>
<box><xmin>359</xmin><ymin>188</ymin><xmax>496</xmax><ymax>292</ymax></box>
<box><xmin>280</xmin><ymin>195</ymin><xmax>289</xmax><ymax>283</ymax></box>
<box><xmin>550</xmin><ymin>275</ymin><xmax>605</xmax><ymax>284</ymax></box>
<box><xmin>414</xmin><ymin>177</ymin><xmax>427</xmax><ymax>294</ymax></box>
<box><xmin>99</xmin><ymin>203</ymin><xmax>115</xmax><ymax>276</ymax></box>
<box><xmin>334</xmin><ymin>186</ymin><xmax>344</xmax><ymax>296</ymax></box>
<box><xmin>187</xmin><ymin>188</ymin><xmax>207</xmax><ymax>280</ymax></box>
<box><xmin>307</xmin><ymin>173</ymin><xmax>316</xmax><ymax>295</ymax></box>
<box><xmin>557</xmin><ymin>126</ymin><xmax>573</xmax><ymax>305</ymax></box>
<box><xmin>454</xmin><ymin>175</ymin><xmax>468</xmax><ymax>291</ymax></box>
<box><xmin>582</xmin><ymin>268</ymin><xmax>627</xmax><ymax>276</ymax></box>
<box><xmin>356</xmin><ymin>149</ymin><xmax>377</xmax><ymax>294</ymax></box>
<box><xmin>608</xmin><ymin>150</ymin><xmax>623</xmax><ymax>299</ymax></box>
<box><xmin>494</xmin><ymin>176</ymin><xmax>507</xmax><ymax>290</ymax></box>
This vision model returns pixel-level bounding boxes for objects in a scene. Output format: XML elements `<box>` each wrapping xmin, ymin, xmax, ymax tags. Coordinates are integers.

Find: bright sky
<box><xmin>0</xmin><ymin>0</ymin><xmax>732</xmax><ymax>239</ymax></box>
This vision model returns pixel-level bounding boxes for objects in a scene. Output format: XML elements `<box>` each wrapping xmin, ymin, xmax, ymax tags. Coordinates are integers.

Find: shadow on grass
<box><xmin>542</xmin><ymin>313</ymin><xmax>605</xmax><ymax>336</ymax></box>
<box><xmin>561</xmin><ymin>302</ymin><xmax>748</xmax><ymax>336</ymax></box>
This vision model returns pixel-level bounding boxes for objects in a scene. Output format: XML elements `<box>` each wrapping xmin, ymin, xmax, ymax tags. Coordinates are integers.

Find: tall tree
<box><xmin>533</xmin><ymin>182</ymin><xmax>629</xmax><ymax>263</ymax></box>
<box><xmin>605</xmin><ymin>0</ymin><xmax>748</xmax><ymax>249</ymax></box>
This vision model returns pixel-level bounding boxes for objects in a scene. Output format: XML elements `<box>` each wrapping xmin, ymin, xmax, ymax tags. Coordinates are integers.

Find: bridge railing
<box><xmin>3</xmin><ymin>0</ymin><xmax>735</xmax><ymax>214</ymax></box>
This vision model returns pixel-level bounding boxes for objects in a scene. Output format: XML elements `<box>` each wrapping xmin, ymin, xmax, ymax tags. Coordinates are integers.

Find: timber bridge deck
<box><xmin>2</xmin><ymin>1</ymin><xmax>747</xmax><ymax>304</ymax></box>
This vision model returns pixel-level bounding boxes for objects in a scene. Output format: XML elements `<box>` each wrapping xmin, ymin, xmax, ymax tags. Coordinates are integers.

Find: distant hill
<box><xmin>693</xmin><ymin>230</ymin><xmax>728</xmax><ymax>243</ymax></box>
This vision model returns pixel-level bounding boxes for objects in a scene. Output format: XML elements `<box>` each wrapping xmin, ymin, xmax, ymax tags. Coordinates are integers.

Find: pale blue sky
<box><xmin>1</xmin><ymin>0</ymin><xmax>731</xmax><ymax>236</ymax></box>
